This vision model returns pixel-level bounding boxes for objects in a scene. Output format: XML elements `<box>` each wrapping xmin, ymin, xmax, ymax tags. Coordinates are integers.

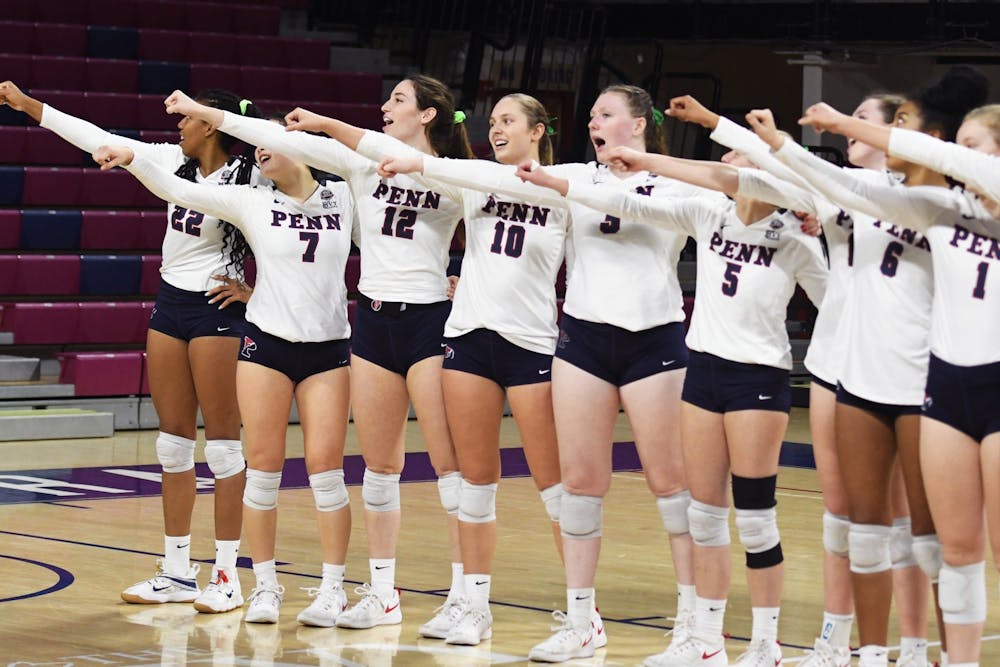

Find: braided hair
<box><xmin>173</xmin><ymin>89</ymin><xmax>261</xmax><ymax>282</ymax></box>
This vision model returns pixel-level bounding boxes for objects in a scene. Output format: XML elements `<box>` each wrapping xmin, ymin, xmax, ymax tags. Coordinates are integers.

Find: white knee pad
<box><xmin>656</xmin><ymin>490</ymin><xmax>691</xmax><ymax>535</ymax></box>
<box><xmin>688</xmin><ymin>500</ymin><xmax>731</xmax><ymax>547</ymax></box>
<box><xmin>822</xmin><ymin>512</ymin><xmax>850</xmax><ymax>558</ymax></box>
<box><xmin>559</xmin><ymin>493</ymin><xmax>602</xmax><ymax>539</ymax></box>
<box><xmin>540</xmin><ymin>483</ymin><xmax>563</xmax><ymax>523</ymax></box>
<box><xmin>735</xmin><ymin>507</ymin><xmax>780</xmax><ymax>553</ymax></box>
<box><xmin>156</xmin><ymin>432</ymin><xmax>196</xmax><ymax>473</ymax></box>
<box><xmin>458</xmin><ymin>479</ymin><xmax>498</xmax><ymax>524</ymax></box>
<box><xmin>362</xmin><ymin>469</ymin><xmax>401</xmax><ymax>512</ymax></box>
<box><xmin>939</xmin><ymin>561</ymin><xmax>987</xmax><ymax>625</ymax></box>
<box><xmin>437</xmin><ymin>471</ymin><xmax>461</xmax><ymax>515</ymax></box>
<box><xmin>848</xmin><ymin>523</ymin><xmax>892</xmax><ymax>574</ymax></box>
<box><xmin>309</xmin><ymin>469</ymin><xmax>349</xmax><ymax>512</ymax></box>
<box><xmin>204</xmin><ymin>439</ymin><xmax>245</xmax><ymax>479</ymax></box>
<box><xmin>890</xmin><ymin>517</ymin><xmax>917</xmax><ymax>569</ymax></box>
<box><xmin>912</xmin><ymin>534</ymin><xmax>942</xmax><ymax>583</ymax></box>
<box><xmin>243</xmin><ymin>469</ymin><xmax>282</xmax><ymax>511</ymax></box>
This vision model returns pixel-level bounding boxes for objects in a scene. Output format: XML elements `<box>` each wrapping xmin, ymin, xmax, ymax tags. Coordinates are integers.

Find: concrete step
<box><xmin>0</xmin><ymin>380</ymin><xmax>75</xmax><ymax>400</ymax></box>
<box><xmin>0</xmin><ymin>355</ymin><xmax>41</xmax><ymax>381</ymax></box>
<box><xmin>0</xmin><ymin>408</ymin><xmax>114</xmax><ymax>441</ymax></box>
<box><xmin>0</xmin><ymin>331</ymin><xmax>13</xmax><ymax>344</ymax></box>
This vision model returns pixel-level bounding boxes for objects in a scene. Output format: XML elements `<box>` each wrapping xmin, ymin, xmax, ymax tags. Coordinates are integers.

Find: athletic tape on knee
<box><xmin>822</xmin><ymin>512</ymin><xmax>850</xmax><ymax>558</ymax></box>
<box><xmin>362</xmin><ymin>469</ymin><xmax>401</xmax><ymax>512</ymax></box>
<box><xmin>731</xmin><ymin>474</ymin><xmax>777</xmax><ymax>510</ymax></box>
<box><xmin>736</xmin><ymin>507</ymin><xmax>783</xmax><ymax>568</ymax></box>
<box><xmin>912</xmin><ymin>534</ymin><xmax>942</xmax><ymax>583</ymax></box>
<box><xmin>848</xmin><ymin>523</ymin><xmax>892</xmax><ymax>574</ymax></box>
<box><xmin>156</xmin><ymin>431</ymin><xmax>196</xmax><ymax>473</ymax></box>
<box><xmin>540</xmin><ymin>483</ymin><xmax>563</xmax><ymax>523</ymax></box>
<box><xmin>688</xmin><ymin>500</ymin><xmax>731</xmax><ymax>547</ymax></box>
<box><xmin>656</xmin><ymin>490</ymin><xmax>691</xmax><ymax>535</ymax></box>
<box><xmin>559</xmin><ymin>493</ymin><xmax>602</xmax><ymax>539</ymax></box>
<box><xmin>890</xmin><ymin>517</ymin><xmax>917</xmax><ymax>569</ymax></box>
<box><xmin>437</xmin><ymin>471</ymin><xmax>461</xmax><ymax>515</ymax></box>
<box><xmin>939</xmin><ymin>561</ymin><xmax>987</xmax><ymax>624</ymax></box>
<box><xmin>243</xmin><ymin>468</ymin><xmax>282</xmax><ymax>511</ymax></box>
<box><xmin>309</xmin><ymin>469</ymin><xmax>349</xmax><ymax>512</ymax></box>
<box><xmin>204</xmin><ymin>439</ymin><xmax>245</xmax><ymax>479</ymax></box>
<box><xmin>458</xmin><ymin>479</ymin><xmax>498</xmax><ymax>523</ymax></box>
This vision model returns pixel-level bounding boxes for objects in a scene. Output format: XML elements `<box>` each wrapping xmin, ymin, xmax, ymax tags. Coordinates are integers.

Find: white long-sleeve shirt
<box><xmin>217</xmin><ymin>112</ymin><xmax>461</xmax><ymax>303</ymax></box>
<box><xmin>776</xmin><ymin>139</ymin><xmax>1000</xmax><ymax>370</ymax></box>
<box><xmin>125</xmin><ymin>148</ymin><xmax>355</xmax><ymax>343</ymax></box>
<box><xmin>565</xmin><ymin>180</ymin><xmax>827</xmax><ymax>369</ymax></box>
<box><xmin>889</xmin><ymin>127</ymin><xmax>1000</xmax><ymax>204</ymax></box>
<box><xmin>40</xmin><ymin>104</ymin><xmax>267</xmax><ymax>292</ymax></box>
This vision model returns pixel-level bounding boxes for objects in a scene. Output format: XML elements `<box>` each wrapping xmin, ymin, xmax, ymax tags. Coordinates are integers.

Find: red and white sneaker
<box><xmin>734</xmin><ymin>639</ymin><xmax>782</xmax><ymax>666</ymax></box>
<box><xmin>336</xmin><ymin>584</ymin><xmax>402</xmax><ymax>629</ymax></box>
<box><xmin>643</xmin><ymin>634</ymin><xmax>728</xmax><ymax>667</ymax></box>
<box><xmin>592</xmin><ymin>608</ymin><xmax>608</xmax><ymax>649</ymax></box>
<box><xmin>193</xmin><ymin>566</ymin><xmax>243</xmax><ymax>613</ymax></box>
<box><xmin>529</xmin><ymin>610</ymin><xmax>596</xmax><ymax>662</ymax></box>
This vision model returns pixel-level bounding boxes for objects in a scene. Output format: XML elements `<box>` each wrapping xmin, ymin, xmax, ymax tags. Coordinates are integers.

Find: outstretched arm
<box><xmin>888</xmin><ymin>128</ymin><xmax>1000</xmax><ymax>203</ymax></box>
<box><xmin>284</xmin><ymin>107</ymin><xmax>364</xmax><ymax>152</ymax></box>
<box><xmin>0</xmin><ymin>80</ymin><xmax>43</xmax><ymax>122</ymax></box>
<box><xmin>799</xmin><ymin>102</ymin><xmax>891</xmax><ymax>154</ymax></box>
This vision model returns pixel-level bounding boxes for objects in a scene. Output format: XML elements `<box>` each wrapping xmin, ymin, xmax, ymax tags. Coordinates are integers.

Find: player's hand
<box><xmin>93</xmin><ymin>145</ymin><xmax>135</xmax><ymax>170</ymax></box>
<box><xmin>605</xmin><ymin>146</ymin><xmax>649</xmax><ymax>172</ymax></box>
<box><xmin>514</xmin><ymin>161</ymin><xmax>569</xmax><ymax>196</ymax></box>
<box><xmin>746</xmin><ymin>109</ymin><xmax>784</xmax><ymax>150</ymax></box>
<box><xmin>446</xmin><ymin>275</ymin><xmax>459</xmax><ymax>300</ymax></box>
<box><xmin>795</xmin><ymin>211</ymin><xmax>822</xmax><ymax>237</ymax></box>
<box><xmin>799</xmin><ymin>102</ymin><xmax>848</xmax><ymax>135</ymax></box>
<box><xmin>378</xmin><ymin>155</ymin><xmax>424</xmax><ymax>178</ymax></box>
<box><xmin>206</xmin><ymin>274</ymin><xmax>252</xmax><ymax>309</ymax></box>
<box><xmin>667</xmin><ymin>95</ymin><xmax>719</xmax><ymax>129</ymax></box>
<box><xmin>164</xmin><ymin>90</ymin><xmax>202</xmax><ymax>118</ymax></box>
<box><xmin>0</xmin><ymin>80</ymin><xmax>30</xmax><ymax>111</ymax></box>
<box><xmin>284</xmin><ymin>107</ymin><xmax>325</xmax><ymax>133</ymax></box>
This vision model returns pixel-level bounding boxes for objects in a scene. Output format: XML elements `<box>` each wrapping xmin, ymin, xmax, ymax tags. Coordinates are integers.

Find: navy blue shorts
<box><xmin>923</xmin><ymin>353</ymin><xmax>1000</xmax><ymax>441</ymax></box>
<box><xmin>682</xmin><ymin>351</ymin><xmax>791</xmax><ymax>413</ymax></box>
<box><xmin>149</xmin><ymin>278</ymin><xmax>245</xmax><ymax>341</ymax></box>
<box><xmin>443</xmin><ymin>328</ymin><xmax>553</xmax><ymax>388</ymax></box>
<box><xmin>239</xmin><ymin>321</ymin><xmax>349</xmax><ymax>384</ymax></box>
<box><xmin>351</xmin><ymin>293</ymin><xmax>450</xmax><ymax>376</ymax></box>
<box><xmin>554</xmin><ymin>314</ymin><xmax>688</xmax><ymax>386</ymax></box>
<box><xmin>836</xmin><ymin>384</ymin><xmax>921</xmax><ymax>422</ymax></box>
<box><xmin>812</xmin><ymin>375</ymin><xmax>837</xmax><ymax>394</ymax></box>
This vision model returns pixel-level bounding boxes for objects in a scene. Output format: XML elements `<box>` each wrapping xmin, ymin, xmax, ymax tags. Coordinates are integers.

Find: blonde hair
<box><xmin>497</xmin><ymin>93</ymin><xmax>554</xmax><ymax>165</ymax></box>
<box><xmin>964</xmin><ymin>104</ymin><xmax>1000</xmax><ymax>144</ymax></box>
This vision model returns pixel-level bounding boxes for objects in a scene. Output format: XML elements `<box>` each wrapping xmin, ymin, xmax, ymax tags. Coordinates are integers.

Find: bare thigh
<box><xmin>508</xmin><ymin>381</ymin><xmax>560</xmax><ymax>491</ymax></box>
<box><xmin>407</xmin><ymin>355</ymin><xmax>459</xmax><ymax>475</ymax></box>
<box><xmin>188</xmin><ymin>336</ymin><xmax>242</xmax><ymax>440</ymax></box>
<box><xmin>236</xmin><ymin>361</ymin><xmax>293</xmax><ymax>472</ymax></box>
<box><xmin>146</xmin><ymin>330</ymin><xmax>198</xmax><ymax>439</ymax></box>
<box><xmin>350</xmin><ymin>355</ymin><xmax>410</xmax><ymax>473</ymax></box>
<box><xmin>441</xmin><ymin>369</ymin><xmax>505</xmax><ymax>484</ymax></box>
<box><xmin>725</xmin><ymin>409</ymin><xmax>788</xmax><ymax>479</ymax></box>
<box><xmin>296</xmin><ymin>367</ymin><xmax>351</xmax><ymax>474</ymax></box>
<box><xmin>810</xmin><ymin>383</ymin><xmax>847</xmax><ymax>515</ymax></box>
<box><xmin>835</xmin><ymin>403</ymin><xmax>896</xmax><ymax>525</ymax></box>
<box><xmin>681</xmin><ymin>402</ymin><xmax>730</xmax><ymax>506</ymax></box>
<box><xmin>621</xmin><ymin>369</ymin><xmax>687</xmax><ymax>496</ymax></box>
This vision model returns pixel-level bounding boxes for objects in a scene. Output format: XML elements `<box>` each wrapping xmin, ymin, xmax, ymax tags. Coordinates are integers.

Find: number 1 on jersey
<box><xmin>973</xmin><ymin>261</ymin><xmax>989</xmax><ymax>299</ymax></box>
<box><xmin>381</xmin><ymin>206</ymin><xmax>417</xmax><ymax>239</ymax></box>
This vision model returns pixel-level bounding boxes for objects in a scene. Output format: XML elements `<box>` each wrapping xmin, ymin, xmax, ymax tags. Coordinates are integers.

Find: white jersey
<box><xmin>889</xmin><ymin>127</ymin><xmax>1000</xmax><ymax>204</ymax></box>
<box><xmin>421</xmin><ymin>156</ymin><xmax>729</xmax><ymax>331</ymax></box>
<box><xmin>774</xmin><ymin>140</ymin><xmax>934</xmax><ymax>403</ymax></box>
<box><xmin>218</xmin><ymin>112</ymin><xmax>461</xmax><ymax>303</ymax></box>
<box><xmin>40</xmin><ymin>104</ymin><xmax>267</xmax><ymax>292</ymax></box>
<box><xmin>566</xmin><ymin>181</ymin><xmax>827</xmax><ymax>369</ymax></box>
<box><xmin>126</xmin><ymin>149</ymin><xmax>355</xmax><ymax>343</ymax></box>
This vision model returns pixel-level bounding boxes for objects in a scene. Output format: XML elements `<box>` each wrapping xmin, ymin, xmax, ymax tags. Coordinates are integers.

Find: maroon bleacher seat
<box><xmin>189</xmin><ymin>65</ymin><xmax>243</xmax><ymax>97</ymax></box>
<box><xmin>140</xmin><ymin>254</ymin><xmax>161</xmax><ymax>294</ymax></box>
<box><xmin>345</xmin><ymin>254</ymin><xmax>361</xmax><ymax>293</ymax></box>
<box><xmin>30</xmin><ymin>56</ymin><xmax>88</xmax><ymax>92</ymax></box>
<box><xmin>235</xmin><ymin>4</ymin><xmax>281</xmax><ymax>35</ymax></box>
<box><xmin>77</xmin><ymin>302</ymin><xmax>148</xmax><ymax>343</ymax></box>
<box><xmin>138</xmin><ymin>210</ymin><xmax>166</xmax><ymax>249</ymax></box>
<box><xmin>87</xmin><ymin>0</ymin><xmax>138</xmax><ymax>27</ymax></box>
<box><xmin>0</xmin><ymin>255</ymin><xmax>16</xmax><ymax>290</ymax></box>
<box><xmin>23</xmin><ymin>127</ymin><xmax>88</xmax><ymax>166</ymax></box>
<box><xmin>186</xmin><ymin>3</ymin><xmax>236</xmax><ymax>35</ymax></box>
<box><xmin>0</xmin><ymin>211</ymin><xmax>20</xmax><ymax>249</ymax></box>
<box><xmin>13</xmin><ymin>254</ymin><xmax>81</xmax><ymax>295</ymax></box>
<box><xmin>5</xmin><ymin>55</ymin><xmax>34</xmax><ymax>88</ymax></box>
<box><xmin>0</xmin><ymin>127</ymin><xmax>29</xmax><ymax>164</ymax></box>
<box><xmin>0</xmin><ymin>22</ymin><xmax>34</xmax><ymax>55</ymax></box>
<box><xmin>37</xmin><ymin>0</ymin><xmax>88</xmax><ymax>26</ymax></box>
<box><xmin>1</xmin><ymin>302</ymin><xmax>80</xmax><ymax>344</ymax></box>
<box><xmin>140</xmin><ymin>351</ymin><xmax>150</xmax><ymax>394</ymax></box>
<box><xmin>237</xmin><ymin>35</ymin><xmax>286</xmax><ymax>68</ymax></box>
<box><xmin>87</xmin><ymin>58</ymin><xmax>139</xmax><ymax>94</ymax></box>
<box><xmin>85</xmin><ymin>92</ymin><xmax>140</xmax><ymax>129</ymax></box>
<box><xmin>81</xmin><ymin>211</ymin><xmax>146</xmax><ymax>250</ymax></box>
<box><xmin>136</xmin><ymin>95</ymin><xmax>176</xmax><ymax>131</ymax></box>
<box><xmin>138</xmin><ymin>29</ymin><xmax>189</xmax><ymax>63</ymax></box>
<box><xmin>36</xmin><ymin>22</ymin><xmax>87</xmax><ymax>57</ymax></box>
<box><xmin>139</xmin><ymin>130</ymin><xmax>177</xmax><ymax>144</ymax></box>
<box><xmin>187</xmin><ymin>34</ymin><xmax>238</xmax><ymax>66</ymax></box>
<box><xmin>3</xmin><ymin>3</ymin><xmax>36</xmax><ymax>21</ymax></box>
<box><xmin>135</xmin><ymin>2</ymin><xmax>186</xmax><ymax>31</ymax></box>
<box><xmin>240</xmin><ymin>66</ymin><xmax>290</xmax><ymax>101</ymax></box>
<box><xmin>22</xmin><ymin>167</ymin><xmax>84</xmax><ymax>206</ymax></box>
<box><xmin>58</xmin><ymin>351</ymin><xmax>143</xmax><ymax>396</ymax></box>
<box><xmin>37</xmin><ymin>91</ymin><xmax>88</xmax><ymax>120</ymax></box>
<box><xmin>83</xmin><ymin>168</ymin><xmax>162</xmax><ymax>207</ymax></box>
<box><xmin>283</xmin><ymin>38</ymin><xmax>330</xmax><ymax>69</ymax></box>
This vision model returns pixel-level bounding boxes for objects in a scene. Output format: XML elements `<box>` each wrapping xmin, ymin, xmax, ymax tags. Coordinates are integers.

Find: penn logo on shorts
<box><xmin>241</xmin><ymin>336</ymin><xmax>257</xmax><ymax>359</ymax></box>
<box><xmin>557</xmin><ymin>330</ymin><xmax>571</xmax><ymax>350</ymax></box>
<box><xmin>149</xmin><ymin>307</ymin><xmax>157</xmax><ymax>320</ymax></box>
<box><xmin>371</xmin><ymin>300</ymin><xmax>383</xmax><ymax>312</ymax></box>
<box><xmin>444</xmin><ymin>345</ymin><xmax>455</xmax><ymax>360</ymax></box>
<box><xmin>922</xmin><ymin>393</ymin><xmax>933</xmax><ymax>410</ymax></box>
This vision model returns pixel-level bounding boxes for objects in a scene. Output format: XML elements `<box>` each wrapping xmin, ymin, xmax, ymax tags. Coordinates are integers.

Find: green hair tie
<box><xmin>545</xmin><ymin>116</ymin><xmax>558</xmax><ymax>136</ymax></box>
<box><xmin>652</xmin><ymin>108</ymin><xmax>665</xmax><ymax>127</ymax></box>
<box><xmin>239</xmin><ymin>99</ymin><xmax>253</xmax><ymax>115</ymax></box>
<box><xmin>453</xmin><ymin>110</ymin><xmax>467</xmax><ymax>125</ymax></box>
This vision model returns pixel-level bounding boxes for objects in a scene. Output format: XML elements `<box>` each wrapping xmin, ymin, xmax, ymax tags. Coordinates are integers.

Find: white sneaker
<box><xmin>336</xmin><ymin>584</ymin><xmax>402</xmax><ymax>629</ymax></box>
<box><xmin>800</xmin><ymin>638</ymin><xmax>850</xmax><ymax>667</ymax></box>
<box><xmin>895</xmin><ymin>650</ymin><xmax>927</xmax><ymax>667</ymax></box>
<box><xmin>643</xmin><ymin>634</ymin><xmax>727</xmax><ymax>667</ymax></box>
<box><xmin>444</xmin><ymin>606</ymin><xmax>493</xmax><ymax>645</ymax></box>
<box><xmin>734</xmin><ymin>639</ymin><xmax>783</xmax><ymax>666</ymax></box>
<box><xmin>592</xmin><ymin>608</ymin><xmax>608</xmax><ymax>649</ymax></box>
<box><xmin>121</xmin><ymin>560</ymin><xmax>201</xmax><ymax>604</ymax></box>
<box><xmin>418</xmin><ymin>598</ymin><xmax>466</xmax><ymax>639</ymax></box>
<box><xmin>297</xmin><ymin>583</ymin><xmax>348</xmax><ymax>627</ymax></box>
<box><xmin>663</xmin><ymin>609</ymin><xmax>694</xmax><ymax>654</ymax></box>
<box><xmin>244</xmin><ymin>583</ymin><xmax>284</xmax><ymax>624</ymax></box>
<box><xmin>193</xmin><ymin>566</ymin><xmax>243</xmax><ymax>613</ymax></box>
<box><xmin>529</xmin><ymin>610</ymin><xmax>597</xmax><ymax>662</ymax></box>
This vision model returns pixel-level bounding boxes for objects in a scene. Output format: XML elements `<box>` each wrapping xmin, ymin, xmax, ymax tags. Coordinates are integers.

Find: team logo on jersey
<box><xmin>241</xmin><ymin>336</ymin><xmax>257</xmax><ymax>358</ymax></box>
<box><xmin>557</xmin><ymin>329</ymin><xmax>571</xmax><ymax>349</ymax></box>
<box><xmin>370</xmin><ymin>300</ymin><xmax>383</xmax><ymax>312</ymax></box>
<box><xmin>443</xmin><ymin>344</ymin><xmax>455</xmax><ymax>359</ymax></box>
<box><xmin>769</xmin><ymin>219</ymin><xmax>785</xmax><ymax>229</ymax></box>
<box><xmin>765</xmin><ymin>229</ymin><xmax>781</xmax><ymax>241</ymax></box>
<box><xmin>220</xmin><ymin>169</ymin><xmax>234</xmax><ymax>184</ymax></box>
<box><xmin>320</xmin><ymin>188</ymin><xmax>337</xmax><ymax>209</ymax></box>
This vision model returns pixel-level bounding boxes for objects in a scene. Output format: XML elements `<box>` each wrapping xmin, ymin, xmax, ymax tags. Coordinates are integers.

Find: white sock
<box><xmin>370</xmin><ymin>558</ymin><xmax>395</xmax><ymax>598</ymax></box>
<box><xmin>448</xmin><ymin>562</ymin><xmax>464</xmax><ymax>602</ymax></box>
<box><xmin>567</xmin><ymin>587</ymin><xmax>594</xmax><ymax>629</ymax></box>
<box><xmin>694</xmin><ymin>596</ymin><xmax>726</xmax><ymax>643</ymax></box>
<box><xmin>678</xmin><ymin>584</ymin><xmax>696</xmax><ymax>615</ymax></box>
<box><xmin>941</xmin><ymin>652</ymin><xmax>949</xmax><ymax>667</ymax></box>
<box><xmin>900</xmin><ymin>637</ymin><xmax>928</xmax><ymax>662</ymax></box>
<box><xmin>322</xmin><ymin>562</ymin><xmax>345</xmax><ymax>590</ymax></box>
<box><xmin>858</xmin><ymin>645</ymin><xmax>888</xmax><ymax>667</ymax></box>
<box><xmin>252</xmin><ymin>559</ymin><xmax>278</xmax><ymax>588</ymax></box>
<box><xmin>819</xmin><ymin>611</ymin><xmax>853</xmax><ymax>648</ymax></box>
<box><xmin>214</xmin><ymin>539</ymin><xmax>240</xmax><ymax>570</ymax></box>
<box><xmin>948</xmin><ymin>663</ymin><xmax>977</xmax><ymax>667</ymax></box>
<box><xmin>751</xmin><ymin>606</ymin><xmax>780</xmax><ymax>643</ymax></box>
<box><xmin>465</xmin><ymin>573</ymin><xmax>491</xmax><ymax>611</ymax></box>
<box><xmin>164</xmin><ymin>534</ymin><xmax>191</xmax><ymax>575</ymax></box>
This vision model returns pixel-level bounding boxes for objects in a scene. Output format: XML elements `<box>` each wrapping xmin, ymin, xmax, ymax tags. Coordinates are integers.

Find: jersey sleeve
<box><xmin>40</xmin><ymin>103</ymin><xmax>180</xmax><ymax>164</ymax></box>
<box><xmin>889</xmin><ymin>127</ymin><xmax>1000</xmax><ymax>203</ymax></box>
<box><xmin>736</xmin><ymin>168</ymin><xmax>834</xmax><ymax>218</ymax></box>
<box><xmin>710</xmin><ymin>116</ymin><xmax>812</xmax><ymax>190</ymax></box>
<box><xmin>218</xmin><ymin>111</ymin><xmax>371</xmax><ymax>179</ymax></box>
<box><xmin>564</xmin><ymin>181</ymin><xmax>705</xmax><ymax>237</ymax></box>
<box><xmin>356</xmin><ymin>130</ymin><xmax>465</xmax><ymax>202</ymax></box>
<box><xmin>422</xmin><ymin>157</ymin><xmax>570</xmax><ymax>209</ymax></box>
<box><xmin>792</xmin><ymin>235</ymin><xmax>829</xmax><ymax>307</ymax></box>
<box><xmin>125</xmin><ymin>147</ymin><xmax>254</xmax><ymax>228</ymax></box>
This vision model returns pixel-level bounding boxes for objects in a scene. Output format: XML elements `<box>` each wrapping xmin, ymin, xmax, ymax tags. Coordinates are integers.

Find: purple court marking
<box><xmin>0</xmin><ymin>554</ymin><xmax>74</xmax><ymax>603</ymax></box>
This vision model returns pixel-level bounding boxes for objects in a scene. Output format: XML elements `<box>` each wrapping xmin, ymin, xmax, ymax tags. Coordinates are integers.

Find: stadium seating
<box><xmin>57</xmin><ymin>351</ymin><xmax>144</xmax><ymax>396</ymax></box>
